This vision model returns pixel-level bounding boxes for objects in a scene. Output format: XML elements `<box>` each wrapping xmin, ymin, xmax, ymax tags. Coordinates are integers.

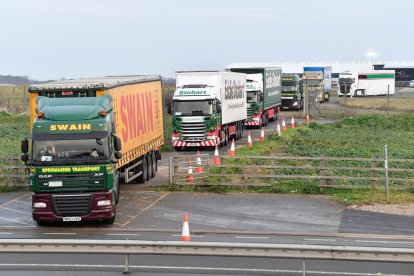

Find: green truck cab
<box><xmin>281</xmin><ymin>73</ymin><xmax>303</xmax><ymax>111</ymax></box>
<box><xmin>21</xmin><ymin>95</ymin><xmax>122</xmax><ymax>225</ymax></box>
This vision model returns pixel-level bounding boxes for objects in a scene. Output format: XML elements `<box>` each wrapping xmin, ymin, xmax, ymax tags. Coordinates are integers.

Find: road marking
<box><xmin>0</xmin><ymin>194</ymin><xmax>29</xmax><ymax>208</ymax></box>
<box><xmin>235</xmin><ymin>236</ymin><xmax>270</xmax><ymax>240</ymax></box>
<box><xmin>171</xmin><ymin>234</ymin><xmax>204</xmax><ymax>238</ymax></box>
<box><xmin>107</xmin><ymin>233</ymin><xmax>141</xmax><ymax>236</ymax></box>
<box><xmin>0</xmin><ymin>216</ymin><xmax>32</xmax><ymax>225</ymax></box>
<box><xmin>120</xmin><ymin>192</ymin><xmax>169</xmax><ymax>228</ymax></box>
<box><xmin>304</xmin><ymin>238</ymin><xmax>336</xmax><ymax>242</ymax></box>
<box><xmin>43</xmin><ymin>232</ymin><xmax>76</xmax><ymax>235</ymax></box>
<box><xmin>0</xmin><ymin>232</ymin><xmax>13</xmax><ymax>235</ymax></box>
<box><xmin>16</xmin><ymin>200</ymin><xmax>31</xmax><ymax>205</ymax></box>
<box><xmin>0</xmin><ymin>206</ymin><xmax>28</xmax><ymax>214</ymax></box>
<box><xmin>356</xmin><ymin>239</ymin><xmax>414</xmax><ymax>245</ymax></box>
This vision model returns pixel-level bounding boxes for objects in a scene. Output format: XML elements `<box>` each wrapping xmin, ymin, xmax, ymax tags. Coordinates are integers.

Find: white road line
<box><xmin>235</xmin><ymin>236</ymin><xmax>270</xmax><ymax>240</ymax></box>
<box><xmin>0</xmin><ymin>216</ymin><xmax>32</xmax><ymax>225</ymax></box>
<box><xmin>356</xmin><ymin>239</ymin><xmax>414</xmax><ymax>245</ymax></box>
<box><xmin>0</xmin><ymin>206</ymin><xmax>28</xmax><ymax>214</ymax></box>
<box><xmin>43</xmin><ymin>232</ymin><xmax>76</xmax><ymax>235</ymax></box>
<box><xmin>0</xmin><ymin>232</ymin><xmax>13</xmax><ymax>235</ymax></box>
<box><xmin>16</xmin><ymin>200</ymin><xmax>31</xmax><ymax>205</ymax></box>
<box><xmin>304</xmin><ymin>238</ymin><xmax>337</xmax><ymax>242</ymax></box>
<box><xmin>107</xmin><ymin>233</ymin><xmax>141</xmax><ymax>236</ymax></box>
<box><xmin>171</xmin><ymin>234</ymin><xmax>205</xmax><ymax>238</ymax></box>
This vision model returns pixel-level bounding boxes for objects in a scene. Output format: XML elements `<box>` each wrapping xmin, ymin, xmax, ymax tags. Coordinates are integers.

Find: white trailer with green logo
<box><xmin>168</xmin><ymin>71</ymin><xmax>247</xmax><ymax>150</ymax></box>
<box><xmin>350</xmin><ymin>70</ymin><xmax>395</xmax><ymax>96</ymax></box>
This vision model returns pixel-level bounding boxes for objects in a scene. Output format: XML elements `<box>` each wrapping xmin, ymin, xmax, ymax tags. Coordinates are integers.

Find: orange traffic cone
<box><xmin>276</xmin><ymin>121</ymin><xmax>281</xmax><ymax>137</ymax></box>
<box><xmin>229</xmin><ymin>138</ymin><xmax>235</xmax><ymax>157</ymax></box>
<box><xmin>186</xmin><ymin>158</ymin><xmax>194</xmax><ymax>183</ymax></box>
<box><xmin>260</xmin><ymin>127</ymin><xmax>265</xmax><ymax>142</ymax></box>
<box><xmin>195</xmin><ymin>150</ymin><xmax>203</xmax><ymax>173</ymax></box>
<box><xmin>247</xmin><ymin>132</ymin><xmax>253</xmax><ymax>147</ymax></box>
<box><xmin>213</xmin><ymin>144</ymin><xmax>220</xmax><ymax>165</ymax></box>
<box><xmin>290</xmin><ymin>116</ymin><xmax>295</xmax><ymax>129</ymax></box>
<box><xmin>281</xmin><ymin>117</ymin><xmax>287</xmax><ymax>131</ymax></box>
<box><xmin>181</xmin><ymin>212</ymin><xmax>190</xmax><ymax>241</ymax></box>
<box><xmin>306</xmin><ymin>115</ymin><xmax>310</xmax><ymax>125</ymax></box>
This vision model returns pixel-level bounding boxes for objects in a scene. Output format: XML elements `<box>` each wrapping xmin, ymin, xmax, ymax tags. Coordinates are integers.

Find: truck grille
<box><xmin>179</xmin><ymin>122</ymin><xmax>206</xmax><ymax>141</ymax></box>
<box><xmin>246</xmin><ymin>107</ymin><xmax>253</xmax><ymax>120</ymax></box>
<box><xmin>38</xmin><ymin>173</ymin><xmax>105</xmax><ymax>191</ymax></box>
<box><xmin>52</xmin><ymin>194</ymin><xmax>92</xmax><ymax>216</ymax></box>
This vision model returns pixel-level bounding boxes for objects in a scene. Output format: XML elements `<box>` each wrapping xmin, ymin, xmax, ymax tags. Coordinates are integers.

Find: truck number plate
<box><xmin>63</xmin><ymin>217</ymin><xmax>81</xmax><ymax>222</ymax></box>
<box><xmin>187</xmin><ymin>143</ymin><xmax>198</xmax><ymax>146</ymax></box>
<box><xmin>49</xmin><ymin>181</ymin><xmax>63</xmax><ymax>187</ymax></box>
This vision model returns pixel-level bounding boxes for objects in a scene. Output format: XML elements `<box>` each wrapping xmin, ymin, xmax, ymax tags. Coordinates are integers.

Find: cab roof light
<box><xmin>37</xmin><ymin>112</ymin><xmax>44</xmax><ymax>117</ymax></box>
<box><xmin>99</xmin><ymin>110</ymin><xmax>107</xmax><ymax>116</ymax></box>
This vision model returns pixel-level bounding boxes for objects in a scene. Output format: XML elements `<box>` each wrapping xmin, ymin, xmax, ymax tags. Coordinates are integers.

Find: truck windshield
<box><xmin>247</xmin><ymin>91</ymin><xmax>258</xmax><ymax>103</ymax></box>
<box><xmin>32</xmin><ymin>138</ymin><xmax>110</xmax><ymax>164</ymax></box>
<box><xmin>173</xmin><ymin>100</ymin><xmax>213</xmax><ymax>116</ymax></box>
<box><xmin>282</xmin><ymin>85</ymin><xmax>297</xmax><ymax>92</ymax></box>
<box><xmin>338</xmin><ymin>78</ymin><xmax>354</xmax><ymax>84</ymax></box>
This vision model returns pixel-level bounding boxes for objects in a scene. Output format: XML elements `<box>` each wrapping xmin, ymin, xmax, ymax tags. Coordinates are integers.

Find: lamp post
<box><xmin>367</xmin><ymin>52</ymin><xmax>377</xmax><ymax>70</ymax></box>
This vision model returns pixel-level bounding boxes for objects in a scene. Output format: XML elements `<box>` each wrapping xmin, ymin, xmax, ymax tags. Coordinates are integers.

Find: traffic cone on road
<box><xmin>290</xmin><ymin>116</ymin><xmax>295</xmax><ymax>129</ymax></box>
<box><xmin>247</xmin><ymin>132</ymin><xmax>253</xmax><ymax>147</ymax></box>
<box><xmin>260</xmin><ymin>127</ymin><xmax>265</xmax><ymax>142</ymax></box>
<box><xmin>186</xmin><ymin>158</ymin><xmax>194</xmax><ymax>183</ymax></box>
<box><xmin>306</xmin><ymin>115</ymin><xmax>310</xmax><ymax>125</ymax></box>
<box><xmin>276</xmin><ymin>121</ymin><xmax>281</xmax><ymax>137</ymax></box>
<box><xmin>181</xmin><ymin>212</ymin><xmax>190</xmax><ymax>241</ymax></box>
<box><xmin>195</xmin><ymin>150</ymin><xmax>203</xmax><ymax>173</ymax></box>
<box><xmin>213</xmin><ymin>144</ymin><xmax>220</xmax><ymax>165</ymax></box>
<box><xmin>281</xmin><ymin>117</ymin><xmax>287</xmax><ymax>131</ymax></box>
<box><xmin>229</xmin><ymin>139</ymin><xmax>235</xmax><ymax>157</ymax></box>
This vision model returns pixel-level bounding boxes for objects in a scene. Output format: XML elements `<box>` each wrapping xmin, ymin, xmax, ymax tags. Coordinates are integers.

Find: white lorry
<box><xmin>338</xmin><ymin>70</ymin><xmax>395</xmax><ymax>97</ymax></box>
<box><xmin>168</xmin><ymin>71</ymin><xmax>247</xmax><ymax>150</ymax></box>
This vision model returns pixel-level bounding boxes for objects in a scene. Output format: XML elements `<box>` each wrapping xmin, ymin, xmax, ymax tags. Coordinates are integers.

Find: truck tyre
<box><xmin>174</xmin><ymin>147</ymin><xmax>182</xmax><ymax>151</ymax></box>
<box><xmin>147</xmin><ymin>154</ymin><xmax>153</xmax><ymax>180</ymax></box>
<box><xmin>151</xmin><ymin>151</ymin><xmax>157</xmax><ymax>177</ymax></box>
<box><xmin>224</xmin><ymin>128</ymin><xmax>228</xmax><ymax>146</ymax></box>
<box><xmin>103</xmin><ymin>214</ymin><xmax>116</xmax><ymax>224</ymax></box>
<box><xmin>137</xmin><ymin>156</ymin><xmax>147</xmax><ymax>183</ymax></box>
<box><xmin>114</xmin><ymin>171</ymin><xmax>120</xmax><ymax>204</ymax></box>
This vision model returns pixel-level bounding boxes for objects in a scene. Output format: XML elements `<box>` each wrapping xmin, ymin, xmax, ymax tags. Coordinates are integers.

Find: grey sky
<box><xmin>0</xmin><ymin>0</ymin><xmax>412</xmax><ymax>80</ymax></box>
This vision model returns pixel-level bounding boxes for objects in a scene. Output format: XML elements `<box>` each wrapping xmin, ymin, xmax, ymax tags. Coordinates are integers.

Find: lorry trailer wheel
<box><xmin>151</xmin><ymin>151</ymin><xmax>157</xmax><ymax>177</ymax></box>
<box><xmin>137</xmin><ymin>156</ymin><xmax>147</xmax><ymax>183</ymax></box>
<box><xmin>147</xmin><ymin>154</ymin><xmax>153</xmax><ymax>180</ymax></box>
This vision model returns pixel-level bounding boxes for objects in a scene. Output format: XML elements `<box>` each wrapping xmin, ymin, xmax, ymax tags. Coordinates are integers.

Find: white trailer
<box><xmin>169</xmin><ymin>71</ymin><xmax>247</xmax><ymax>149</ymax></box>
<box><xmin>339</xmin><ymin>70</ymin><xmax>395</xmax><ymax>97</ymax></box>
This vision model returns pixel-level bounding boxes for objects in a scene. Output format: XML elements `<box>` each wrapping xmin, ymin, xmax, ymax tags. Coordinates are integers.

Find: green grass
<box><xmin>0</xmin><ymin>111</ymin><xmax>30</xmax><ymax>157</ymax></box>
<box><xmin>0</xmin><ymin>85</ymin><xmax>29</xmax><ymax>114</ymax></box>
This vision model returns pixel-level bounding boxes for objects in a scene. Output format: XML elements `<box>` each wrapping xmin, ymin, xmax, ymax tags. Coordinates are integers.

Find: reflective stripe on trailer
<box><xmin>246</xmin><ymin>121</ymin><xmax>260</xmax><ymax>126</ymax></box>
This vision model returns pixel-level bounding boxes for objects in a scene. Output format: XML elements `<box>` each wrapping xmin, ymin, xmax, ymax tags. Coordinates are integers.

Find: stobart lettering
<box><xmin>224</xmin><ymin>80</ymin><xmax>244</xmax><ymax>100</ymax></box>
<box><xmin>120</xmin><ymin>91</ymin><xmax>155</xmax><ymax>143</ymax></box>
<box><xmin>50</xmin><ymin>124</ymin><xmax>91</xmax><ymax>131</ymax></box>
<box><xmin>179</xmin><ymin>90</ymin><xmax>207</xmax><ymax>96</ymax></box>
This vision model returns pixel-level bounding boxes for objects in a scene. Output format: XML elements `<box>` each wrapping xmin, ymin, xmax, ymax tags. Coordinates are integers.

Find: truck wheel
<box><xmin>174</xmin><ymin>147</ymin><xmax>182</xmax><ymax>151</ymax></box>
<box><xmin>151</xmin><ymin>151</ymin><xmax>157</xmax><ymax>177</ymax></box>
<box><xmin>147</xmin><ymin>154</ymin><xmax>153</xmax><ymax>180</ymax></box>
<box><xmin>137</xmin><ymin>156</ymin><xmax>147</xmax><ymax>183</ymax></box>
<box><xmin>103</xmin><ymin>214</ymin><xmax>115</xmax><ymax>224</ymax></box>
<box><xmin>224</xmin><ymin>128</ymin><xmax>228</xmax><ymax>146</ymax></box>
<box><xmin>114</xmin><ymin>171</ymin><xmax>120</xmax><ymax>204</ymax></box>
<box><xmin>264</xmin><ymin>115</ymin><xmax>269</xmax><ymax>126</ymax></box>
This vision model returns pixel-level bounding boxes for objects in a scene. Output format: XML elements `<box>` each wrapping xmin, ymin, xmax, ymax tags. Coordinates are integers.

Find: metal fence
<box><xmin>0</xmin><ymin>239</ymin><xmax>413</xmax><ymax>275</ymax></box>
<box><xmin>170</xmin><ymin>154</ymin><xmax>414</xmax><ymax>192</ymax></box>
<box><xmin>0</xmin><ymin>157</ymin><xmax>28</xmax><ymax>187</ymax></box>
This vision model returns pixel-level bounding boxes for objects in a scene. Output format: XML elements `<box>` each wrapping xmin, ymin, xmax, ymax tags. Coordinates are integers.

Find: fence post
<box><xmin>370</xmin><ymin>155</ymin><xmax>377</xmax><ymax>188</ymax></box>
<box><xmin>13</xmin><ymin>158</ymin><xmax>19</xmax><ymax>186</ymax></box>
<box><xmin>169</xmin><ymin>156</ymin><xmax>174</xmax><ymax>185</ymax></box>
<box><xmin>384</xmin><ymin>145</ymin><xmax>389</xmax><ymax>200</ymax></box>
<box><xmin>319</xmin><ymin>155</ymin><xmax>326</xmax><ymax>189</ymax></box>
<box><xmin>221</xmin><ymin>157</ymin><xmax>225</xmax><ymax>184</ymax></box>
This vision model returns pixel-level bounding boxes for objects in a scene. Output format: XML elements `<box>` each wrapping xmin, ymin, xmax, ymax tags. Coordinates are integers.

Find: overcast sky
<box><xmin>0</xmin><ymin>0</ymin><xmax>412</xmax><ymax>80</ymax></box>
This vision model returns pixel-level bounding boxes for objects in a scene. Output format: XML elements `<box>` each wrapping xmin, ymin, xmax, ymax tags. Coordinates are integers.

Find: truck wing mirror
<box><xmin>21</xmin><ymin>154</ymin><xmax>29</xmax><ymax>162</ymax></box>
<box><xmin>21</xmin><ymin>139</ymin><xmax>29</xmax><ymax>153</ymax></box>
<box><xmin>115</xmin><ymin>152</ymin><xmax>122</xmax><ymax>160</ymax></box>
<box><xmin>216</xmin><ymin>104</ymin><xmax>222</xmax><ymax>113</ymax></box>
<box><xmin>115</xmin><ymin>136</ymin><xmax>122</xmax><ymax>152</ymax></box>
<box><xmin>167</xmin><ymin>104</ymin><xmax>172</xmax><ymax>115</ymax></box>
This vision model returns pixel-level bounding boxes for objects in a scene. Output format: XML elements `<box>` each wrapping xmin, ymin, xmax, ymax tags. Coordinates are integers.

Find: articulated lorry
<box><xmin>168</xmin><ymin>71</ymin><xmax>246</xmax><ymax>150</ymax></box>
<box><xmin>302</xmin><ymin>66</ymin><xmax>332</xmax><ymax>103</ymax></box>
<box><xmin>338</xmin><ymin>70</ymin><xmax>395</xmax><ymax>97</ymax></box>
<box><xmin>21</xmin><ymin>76</ymin><xmax>164</xmax><ymax>225</ymax></box>
<box><xmin>226</xmin><ymin>64</ymin><xmax>282</xmax><ymax>127</ymax></box>
<box><xmin>281</xmin><ymin>73</ymin><xmax>303</xmax><ymax>110</ymax></box>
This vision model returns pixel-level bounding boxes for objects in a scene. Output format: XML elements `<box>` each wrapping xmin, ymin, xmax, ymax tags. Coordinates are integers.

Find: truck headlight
<box><xmin>97</xmin><ymin>200</ymin><xmax>111</xmax><ymax>206</ymax></box>
<box><xmin>33</xmin><ymin>202</ymin><xmax>47</xmax><ymax>208</ymax></box>
<box><xmin>172</xmin><ymin>136</ymin><xmax>180</xmax><ymax>141</ymax></box>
